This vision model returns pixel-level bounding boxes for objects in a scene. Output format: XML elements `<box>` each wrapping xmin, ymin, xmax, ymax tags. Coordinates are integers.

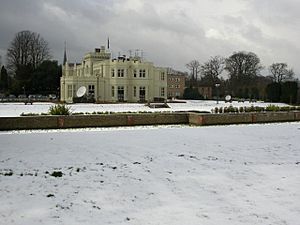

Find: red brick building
<box><xmin>167</xmin><ymin>70</ymin><xmax>186</xmax><ymax>99</ymax></box>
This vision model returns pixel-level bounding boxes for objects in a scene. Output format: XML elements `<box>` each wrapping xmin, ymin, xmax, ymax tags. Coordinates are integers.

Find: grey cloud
<box><xmin>0</xmin><ymin>0</ymin><xmax>299</xmax><ymax>78</ymax></box>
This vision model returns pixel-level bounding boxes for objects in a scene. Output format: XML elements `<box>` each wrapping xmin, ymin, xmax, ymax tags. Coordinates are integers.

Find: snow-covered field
<box><xmin>0</xmin><ymin>100</ymin><xmax>289</xmax><ymax>117</ymax></box>
<box><xmin>1</xmin><ymin>123</ymin><xmax>300</xmax><ymax>225</ymax></box>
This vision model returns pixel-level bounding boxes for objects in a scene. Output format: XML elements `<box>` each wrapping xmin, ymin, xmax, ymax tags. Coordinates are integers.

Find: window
<box><xmin>139</xmin><ymin>69</ymin><xmax>146</xmax><ymax>78</ymax></box>
<box><xmin>118</xmin><ymin>86</ymin><xmax>124</xmax><ymax>101</ymax></box>
<box><xmin>133</xmin><ymin>69</ymin><xmax>137</xmax><ymax>77</ymax></box>
<box><xmin>67</xmin><ymin>85</ymin><xmax>72</xmax><ymax>98</ymax></box>
<box><xmin>111</xmin><ymin>69</ymin><xmax>115</xmax><ymax>77</ymax></box>
<box><xmin>118</xmin><ymin>69</ymin><xmax>124</xmax><ymax>77</ymax></box>
<box><xmin>88</xmin><ymin>85</ymin><xmax>95</xmax><ymax>95</ymax></box>
<box><xmin>160</xmin><ymin>72</ymin><xmax>165</xmax><ymax>80</ymax></box>
<box><xmin>133</xmin><ymin>86</ymin><xmax>137</xmax><ymax>97</ymax></box>
<box><xmin>175</xmin><ymin>84</ymin><xmax>180</xmax><ymax>89</ymax></box>
<box><xmin>160</xmin><ymin>87</ymin><xmax>165</xmax><ymax>97</ymax></box>
<box><xmin>111</xmin><ymin>86</ymin><xmax>115</xmax><ymax>97</ymax></box>
<box><xmin>73</xmin><ymin>85</ymin><xmax>76</xmax><ymax>97</ymax></box>
<box><xmin>139</xmin><ymin>86</ymin><xmax>146</xmax><ymax>102</ymax></box>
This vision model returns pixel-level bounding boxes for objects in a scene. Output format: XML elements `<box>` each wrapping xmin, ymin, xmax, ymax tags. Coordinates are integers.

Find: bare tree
<box><xmin>6</xmin><ymin>30</ymin><xmax>51</xmax><ymax>75</ymax></box>
<box><xmin>269</xmin><ymin>63</ymin><xmax>294</xmax><ymax>83</ymax></box>
<box><xmin>186</xmin><ymin>60</ymin><xmax>201</xmax><ymax>85</ymax></box>
<box><xmin>200</xmin><ymin>56</ymin><xmax>225</xmax><ymax>85</ymax></box>
<box><xmin>224</xmin><ymin>51</ymin><xmax>262</xmax><ymax>97</ymax></box>
<box><xmin>225</xmin><ymin>51</ymin><xmax>262</xmax><ymax>81</ymax></box>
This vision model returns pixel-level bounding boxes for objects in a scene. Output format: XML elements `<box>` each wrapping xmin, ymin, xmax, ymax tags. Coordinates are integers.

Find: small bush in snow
<box><xmin>49</xmin><ymin>104</ymin><xmax>71</xmax><ymax>115</ymax></box>
<box><xmin>280</xmin><ymin>106</ymin><xmax>291</xmax><ymax>111</ymax></box>
<box><xmin>266</xmin><ymin>105</ymin><xmax>280</xmax><ymax>112</ymax></box>
<box><xmin>255</xmin><ymin>106</ymin><xmax>264</xmax><ymax>112</ymax></box>
<box><xmin>20</xmin><ymin>112</ymin><xmax>40</xmax><ymax>116</ymax></box>
<box><xmin>50</xmin><ymin>171</ymin><xmax>63</xmax><ymax>177</ymax></box>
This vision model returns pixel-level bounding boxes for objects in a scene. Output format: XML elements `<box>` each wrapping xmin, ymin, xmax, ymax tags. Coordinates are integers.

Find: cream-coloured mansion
<box><xmin>60</xmin><ymin>46</ymin><xmax>167</xmax><ymax>103</ymax></box>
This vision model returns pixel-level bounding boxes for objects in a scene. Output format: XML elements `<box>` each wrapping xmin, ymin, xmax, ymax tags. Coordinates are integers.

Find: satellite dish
<box><xmin>76</xmin><ymin>86</ymin><xmax>86</xmax><ymax>97</ymax></box>
<box><xmin>225</xmin><ymin>95</ymin><xmax>232</xmax><ymax>102</ymax></box>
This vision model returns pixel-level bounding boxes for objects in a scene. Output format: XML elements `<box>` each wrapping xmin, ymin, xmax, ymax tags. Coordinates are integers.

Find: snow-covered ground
<box><xmin>0</xmin><ymin>100</ymin><xmax>289</xmax><ymax>117</ymax></box>
<box><xmin>1</xmin><ymin>123</ymin><xmax>300</xmax><ymax>225</ymax></box>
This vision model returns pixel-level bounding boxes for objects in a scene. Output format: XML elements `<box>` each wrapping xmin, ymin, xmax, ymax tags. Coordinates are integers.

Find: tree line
<box><xmin>184</xmin><ymin>51</ymin><xmax>299</xmax><ymax>104</ymax></box>
<box><xmin>0</xmin><ymin>30</ymin><xmax>298</xmax><ymax>104</ymax></box>
<box><xmin>0</xmin><ymin>30</ymin><xmax>61</xmax><ymax>97</ymax></box>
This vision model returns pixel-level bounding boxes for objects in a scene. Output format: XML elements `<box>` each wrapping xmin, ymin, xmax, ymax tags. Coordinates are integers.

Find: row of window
<box><xmin>67</xmin><ymin>84</ymin><xmax>165</xmax><ymax>99</ymax></box>
<box><xmin>168</xmin><ymin>92</ymin><xmax>181</xmax><ymax>97</ymax></box>
<box><xmin>168</xmin><ymin>77</ymin><xmax>181</xmax><ymax>82</ymax></box>
<box><xmin>110</xmin><ymin>69</ymin><xmax>166</xmax><ymax>80</ymax></box>
<box><xmin>111</xmin><ymin>86</ymin><xmax>165</xmax><ymax>97</ymax></box>
<box><xmin>111</xmin><ymin>69</ymin><xmax>148</xmax><ymax>78</ymax></box>
<box><xmin>168</xmin><ymin>84</ymin><xmax>181</xmax><ymax>88</ymax></box>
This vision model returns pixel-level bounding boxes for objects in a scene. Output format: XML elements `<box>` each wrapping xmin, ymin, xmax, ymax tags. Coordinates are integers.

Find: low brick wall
<box><xmin>0</xmin><ymin>113</ymin><xmax>188</xmax><ymax>130</ymax></box>
<box><xmin>0</xmin><ymin>112</ymin><xmax>300</xmax><ymax>131</ymax></box>
<box><xmin>254</xmin><ymin>112</ymin><xmax>296</xmax><ymax>123</ymax></box>
<box><xmin>0</xmin><ymin>116</ymin><xmax>58</xmax><ymax>130</ymax></box>
<box><xmin>189</xmin><ymin>111</ymin><xmax>300</xmax><ymax>126</ymax></box>
<box><xmin>189</xmin><ymin>113</ymin><xmax>253</xmax><ymax>126</ymax></box>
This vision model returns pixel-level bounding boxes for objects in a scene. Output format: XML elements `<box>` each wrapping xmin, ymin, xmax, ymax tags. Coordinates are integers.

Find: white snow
<box><xmin>0</xmin><ymin>100</ymin><xmax>289</xmax><ymax>117</ymax></box>
<box><xmin>0</xmin><ymin>123</ymin><xmax>300</xmax><ymax>225</ymax></box>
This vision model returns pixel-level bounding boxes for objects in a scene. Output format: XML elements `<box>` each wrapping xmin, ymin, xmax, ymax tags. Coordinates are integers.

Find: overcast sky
<box><xmin>0</xmin><ymin>0</ymin><xmax>299</xmax><ymax>78</ymax></box>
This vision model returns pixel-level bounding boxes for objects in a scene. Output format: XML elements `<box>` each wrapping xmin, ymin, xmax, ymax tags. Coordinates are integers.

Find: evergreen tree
<box><xmin>281</xmin><ymin>81</ymin><xmax>298</xmax><ymax>104</ymax></box>
<box><xmin>266</xmin><ymin>83</ymin><xmax>281</xmax><ymax>102</ymax></box>
<box><xmin>0</xmin><ymin>66</ymin><xmax>9</xmax><ymax>91</ymax></box>
<box><xmin>30</xmin><ymin>60</ymin><xmax>61</xmax><ymax>94</ymax></box>
<box><xmin>183</xmin><ymin>87</ymin><xmax>203</xmax><ymax>100</ymax></box>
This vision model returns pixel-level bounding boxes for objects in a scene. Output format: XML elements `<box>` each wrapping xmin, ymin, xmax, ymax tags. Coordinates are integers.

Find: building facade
<box><xmin>167</xmin><ymin>70</ymin><xmax>186</xmax><ymax>99</ymax></box>
<box><xmin>60</xmin><ymin>46</ymin><xmax>167</xmax><ymax>103</ymax></box>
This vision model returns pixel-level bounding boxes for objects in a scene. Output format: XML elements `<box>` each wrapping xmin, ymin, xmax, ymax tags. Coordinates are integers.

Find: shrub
<box><xmin>49</xmin><ymin>104</ymin><xmax>71</xmax><ymax>115</ymax></box>
<box><xmin>20</xmin><ymin>112</ymin><xmax>40</xmax><ymax>116</ymax></box>
<box><xmin>266</xmin><ymin>105</ymin><xmax>280</xmax><ymax>112</ymax></box>
<box><xmin>4</xmin><ymin>170</ymin><xmax>13</xmax><ymax>176</ymax></box>
<box><xmin>50</xmin><ymin>171</ymin><xmax>63</xmax><ymax>177</ymax></box>
<box><xmin>73</xmin><ymin>112</ymin><xmax>84</xmax><ymax>115</ymax></box>
<box><xmin>229</xmin><ymin>106</ymin><xmax>238</xmax><ymax>113</ymax></box>
<box><xmin>280</xmin><ymin>106</ymin><xmax>291</xmax><ymax>111</ymax></box>
<box><xmin>255</xmin><ymin>106</ymin><xmax>264</xmax><ymax>112</ymax></box>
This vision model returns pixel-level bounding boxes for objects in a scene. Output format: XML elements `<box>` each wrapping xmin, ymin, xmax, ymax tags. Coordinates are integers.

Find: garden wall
<box><xmin>189</xmin><ymin>111</ymin><xmax>300</xmax><ymax>126</ymax></box>
<box><xmin>0</xmin><ymin>111</ymin><xmax>300</xmax><ymax>131</ymax></box>
<box><xmin>0</xmin><ymin>113</ymin><xmax>188</xmax><ymax>130</ymax></box>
